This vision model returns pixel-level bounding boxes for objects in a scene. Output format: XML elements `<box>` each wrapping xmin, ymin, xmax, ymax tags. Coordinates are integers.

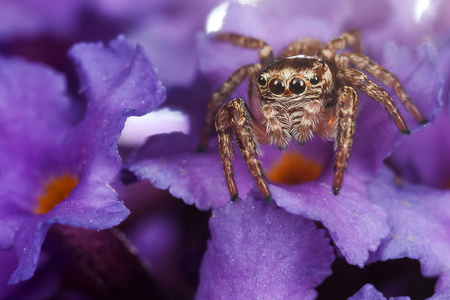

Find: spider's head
<box><xmin>256</xmin><ymin>55</ymin><xmax>333</xmax><ymax>103</ymax></box>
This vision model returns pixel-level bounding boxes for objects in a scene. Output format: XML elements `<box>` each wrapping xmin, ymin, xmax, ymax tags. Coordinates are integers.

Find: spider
<box><xmin>197</xmin><ymin>31</ymin><xmax>427</xmax><ymax>201</ymax></box>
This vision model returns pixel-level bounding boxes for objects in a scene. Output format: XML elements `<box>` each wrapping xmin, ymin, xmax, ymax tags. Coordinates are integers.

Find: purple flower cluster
<box><xmin>0</xmin><ymin>0</ymin><xmax>449</xmax><ymax>299</ymax></box>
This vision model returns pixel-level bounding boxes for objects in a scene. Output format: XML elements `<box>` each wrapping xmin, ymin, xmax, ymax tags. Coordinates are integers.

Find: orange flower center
<box><xmin>35</xmin><ymin>175</ymin><xmax>78</xmax><ymax>214</ymax></box>
<box><xmin>266</xmin><ymin>151</ymin><xmax>322</xmax><ymax>185</ymax></box>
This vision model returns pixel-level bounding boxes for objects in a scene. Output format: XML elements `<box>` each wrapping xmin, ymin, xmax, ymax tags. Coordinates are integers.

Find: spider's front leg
<box><xmin>333</xmin><ymin>86</ymin><xmax>358</xmax><ymax>195</ymax></box>
<box><xmin>198</xmin><ymin>64</ymin><xmax>255</xmax><ymax>151</ymax></box>
<box><xmin>198</xmin><ymin>33</ymin><xmax>275</xmax><ymax>151</ymax></box>
<box><xmin>216</xmin><ymin>98</ymin><xmax>271</xmax><ymax>201</ymax></box>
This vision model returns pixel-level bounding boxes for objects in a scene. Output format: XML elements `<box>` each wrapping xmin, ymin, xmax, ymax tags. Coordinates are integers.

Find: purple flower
<box><xmin>0</xmin><ymin>36</ymin><xmax>165</xmax><ymax>284</ymax></box>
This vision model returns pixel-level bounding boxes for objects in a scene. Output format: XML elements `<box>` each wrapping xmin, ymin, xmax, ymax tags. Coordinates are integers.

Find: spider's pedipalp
<box><xmin>342</xmin><ymin>68</ymin><xmax>410</xmax><ymax>134</ymax></box>
<box><xmin>261</xmin><ymin>105</ymin><xmax>290</xmax><ymax>149</ymax></box>
<box><xmin>341</xmin><ymin>52</ymin><xmax>427</xmax><ymax>124</ymax></box>
<box><xmin>296</xmin><ymin>100</ymin><xmax>323</xmax><ymax>144</ymax></box>
<box><xmin>333</xmin><ymin>86</ymin><xmax>358</xmax><ymax>195</ymax></box>
<box><xmin>198</xmin><ymin>64</ymin><xmax>255</xmax><ymax>151</ymax></box>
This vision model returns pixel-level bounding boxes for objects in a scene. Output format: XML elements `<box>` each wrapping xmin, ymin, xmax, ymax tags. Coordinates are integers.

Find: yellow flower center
<box><xmin>266</xmin><ymin>151</ymin><xmax>322</xmax><ymax>185</ymax></box>
<box><xmin>35</xmin><ymin>175</ymin><xmax>78</xmax><ymax>214</ymax></box>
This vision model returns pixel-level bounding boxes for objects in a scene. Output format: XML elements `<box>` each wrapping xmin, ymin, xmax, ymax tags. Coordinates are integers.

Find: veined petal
<box><xmin>196</xmin><ymin>193</ymin><xmax>334</xmax><ymax>299</ymax></box>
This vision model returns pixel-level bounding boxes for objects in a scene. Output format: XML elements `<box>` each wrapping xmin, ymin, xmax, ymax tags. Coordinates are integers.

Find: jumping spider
<box><xmin>198</xmin><ymin>31</ymin><xmax>426</xmax><ymax>201</ymax></box>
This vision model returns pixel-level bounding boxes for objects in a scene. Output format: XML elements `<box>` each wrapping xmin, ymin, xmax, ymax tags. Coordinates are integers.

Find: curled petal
<box><xmin>127</xmin><ymin>133</ymin><xmax>244</xmax><ymax>210</ymax></box>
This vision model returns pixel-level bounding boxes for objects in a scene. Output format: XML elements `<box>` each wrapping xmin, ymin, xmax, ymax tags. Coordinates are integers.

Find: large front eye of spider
<box><xmin>268</xmin><ymin>78</ymin><xmax>286</xmax><ymax>95</ymax></box>
<box><xmin>289</xmin><ymin>78</ymin><xmax>306</xmax><ymax>94</ymax></box>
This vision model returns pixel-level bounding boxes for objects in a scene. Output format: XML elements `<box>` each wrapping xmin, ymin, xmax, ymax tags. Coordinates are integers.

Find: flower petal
<box><xmin>368</xmin><ymin>167</ymin><xmax>450</xmax><ymax>278</ymax></box>
<box><xmin>388</xmin><ymin>109</ymin><xmax>450</xmax><ymax>189</ymax></box>
<box><xmin>127</xmin><ymin>132</ymin><xmax>248</xmax><ymax>210</ymax></box>
<box><xmin>348</xmin><ymin>284</ymin><xmax>386</xmax><ymax>300</ymax></box>
<box><xmin>68</xmin><ymin>35</ymin><xmax>167</xmax><ymax>179</ymax></box>
<box><xmin>433</xmin><ymin>271</ymin><xmax>450</xmax><ymax>300</ymax></box>
<box><xmin>69</xmin><ymin>35</ymin><xmax>166</xmax><ymax>120</ymax></box>
<box><xmin>348</xmin><ymin>42</ymin><xmax>443</xmax><ymax>180</ymax></box>
<box><xmin>271</xmin><ymin>170</ymin><xmax>390</xmax><ymax>268</ymax></box>
<box><xmin>348</xmin><ymin>283</ymin><xmax>410</xmax><ymax>300</ymax></box>
<box><xmin>196</xmin><ymin>192</ymin><xmax>334</xmax><ymax>300</ymax></box>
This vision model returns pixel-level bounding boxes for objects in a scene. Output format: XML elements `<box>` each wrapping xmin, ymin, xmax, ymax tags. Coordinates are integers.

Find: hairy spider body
<box><xmin>198</xmin><ymin>31</ymin><xmax>426</xmax><ymax>201</ymax></box>
<box><xmin>257</xmin><ymin>55</ymin><xmax>335</xmax><ymax>147</ymax></box>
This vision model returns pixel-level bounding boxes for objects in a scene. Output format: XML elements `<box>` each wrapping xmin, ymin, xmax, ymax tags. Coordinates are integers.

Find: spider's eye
<box><xmin>310</xmin><ymin>75</ymin><xmax>321</xmax><ymax>85</ymax></box>
<box><xmin>289</xmin><ymin>78</ymin><xmax>306</xmax><ymax>94</ymax></box>
<box><xmin>269</xmin><ymin>78</ymin><xmax>285</xmax><ymax>95</ymax></box>
<box><xmin>258</xmin><ymin>76</ymin><xmax>267</xmax><ymax>86</ymax></box>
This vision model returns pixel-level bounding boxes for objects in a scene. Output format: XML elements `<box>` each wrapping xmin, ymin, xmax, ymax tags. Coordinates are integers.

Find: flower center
<box><xmin>266</xmin><ymin>151</ymin><xmax>322</xmax><ymax>185</ymax></box>
<box><xmin>35</xmin><ymin>175</ymin><xmax>78</xmax><ymax>214</ymax></box>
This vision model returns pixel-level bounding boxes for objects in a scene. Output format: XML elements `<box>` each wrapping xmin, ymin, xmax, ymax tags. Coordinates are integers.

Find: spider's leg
<box><xmin>225</xmin><ymin>98</ymin><xmax>271</xmax><ymax>201</ymax></box>
<box><xmin>215</xmin><ymin>103</ymin><xmax>238</xmax><ymax>200</ymax></box>
<box><xmin>333</xmin><ymin>87</ymin><xmax>358</xmax><ymax>195</ymax></box>
<box><xmin>198</xmin><ymin>64</ymin><xmax>255</xmax><ymax>151</ymax></box>
<box><xmin>324</xmin><ymin>30</ymin><xmax>362</xmax><ymax>54</ymax></box>
<box><xmin>342</xmin><ymin>52</ymin><xmax>427</xmax><ymax>124</ymax></box>
<box><xmin>342</xmin><ymin>68</ymin><xmax>410</xmax><ymax>134</ymax></box>
<box><xmin>214</xmin><ymin>33</ymin><xmax>275</xmax><ymax>68</ymax></box>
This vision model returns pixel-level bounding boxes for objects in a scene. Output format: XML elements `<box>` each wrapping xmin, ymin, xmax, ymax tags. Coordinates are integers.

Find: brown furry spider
<box><xmin>198</xmin><ymin>31</ymin><xmax>426</xmax><ymax>201</ymax></box>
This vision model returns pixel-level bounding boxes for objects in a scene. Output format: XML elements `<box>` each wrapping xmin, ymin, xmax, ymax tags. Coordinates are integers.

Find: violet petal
<box><xmin>348</xmin><ymin>283</ymin><xmax>410</xmax><ymax>300</ymax></box>
<box><xmin>271</xmin><ymin>170</ymin><xmax>390</xmax><ymax>268</ymax></box>
<box><xmin>127</xmin><ymin>132</ymin><xmax>248</xmax><ymax>210</ymax></box>
<box><xmin>368</xmin><ymin>167</ymin><xmax>450</xmax><ymax>279</ymax></box>
<box><xmin>349</xmin><ymin>42</ymin><xmax>442</xmax><ymax>180</ymax></box>
<box><xmin>196</xmin><ymin>192</ymin><xmax>334</xmax><ymax>299</ymax></box>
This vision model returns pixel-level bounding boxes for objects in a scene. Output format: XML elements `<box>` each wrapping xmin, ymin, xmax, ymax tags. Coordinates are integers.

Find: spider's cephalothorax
<box><xmin>256</xmin><ymin>55</ymin><xmax>335</xmax><ymax>148</ymax></box>
<box><xmin>198</xmin><ymin>31</ymin><xmax>427</xmax><ymax>201</ymax></box>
